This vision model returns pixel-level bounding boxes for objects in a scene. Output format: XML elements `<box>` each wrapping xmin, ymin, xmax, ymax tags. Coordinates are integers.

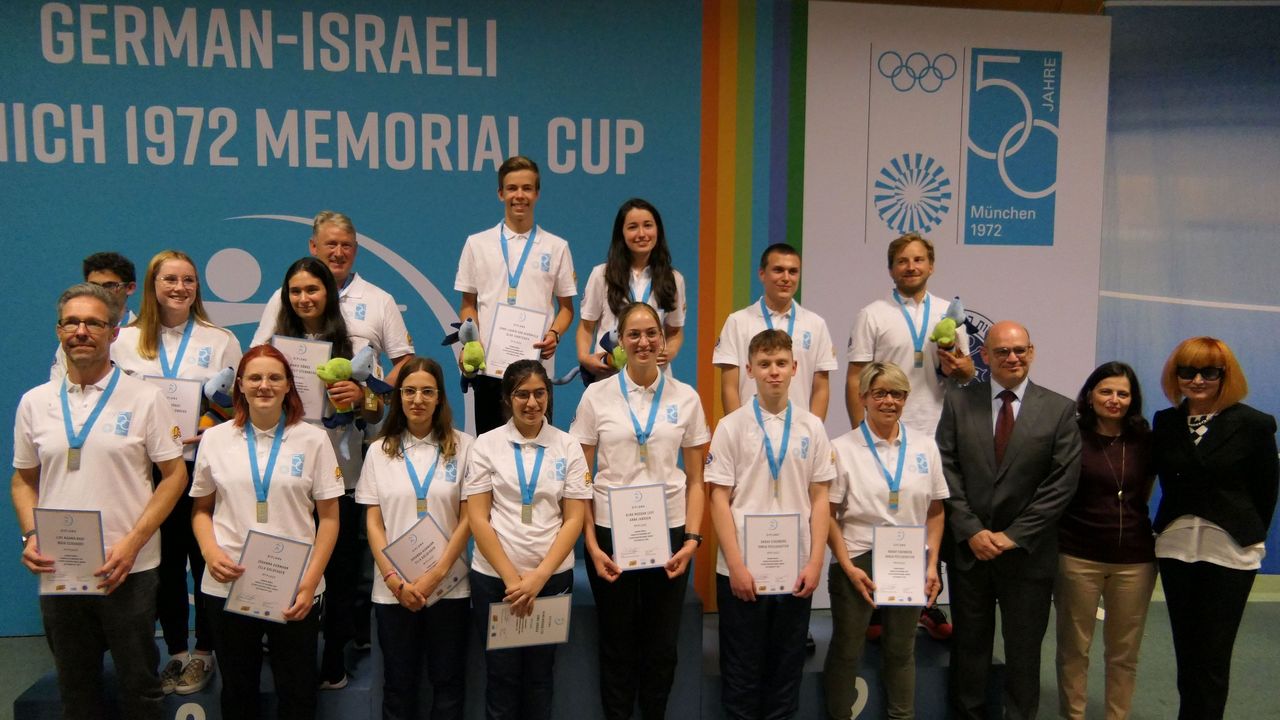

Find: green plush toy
<box><xmin>315</xmin><ymin>357</ymin><xmax>356</xmax><ymax>413</ymax></box>
<box><xmin>928</xmin><ymin>297</ymin><xmax>966</xmax><ymax>351</ymax></box>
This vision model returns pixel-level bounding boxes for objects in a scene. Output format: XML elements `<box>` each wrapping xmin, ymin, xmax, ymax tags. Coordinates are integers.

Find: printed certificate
<box><xmin>483</xmin><ymin>304</ymin><xmax>547</xmax><ymax>378</ymax></box>
<box><xmin>34</xmin><ymin>508</ymin><xmax>105</xmax><ymax>596</ymax></box>
<box><xmin>144</xmin><ymin>376</ymin><xmax>203</xmax><ymax>439</ymax></box>
<box><xmin>743</xmin><ymin>513</ymin><xmax>800</xmax><ymax>595</ymax></box>
<box><xmin>382</xmin><ymin>513</ymin><xmax>466</xmax><ymax>606</ymax></box>
<box><xmin>607</xmin><ymin>484</ymin><xmax>671</xmax><ymax>571</ymax></box>
<box><xmin>872</xmin><ymin>525</ymin><xmax>928</xmax><ymax>607</ymax></box>
<box><xmin>270</xmin><ymin>336</ymin><xmax>332</xmax><ymax>421</ymax></box>
<box><xmin>485</xmin><ymin>594</ymin><xmax>572</xmax><ymax>650</ymax></box>
<box><xmin>226</xmin><ymin>530</ymin><xmax>311</xmax><ymax>623</ymax></box>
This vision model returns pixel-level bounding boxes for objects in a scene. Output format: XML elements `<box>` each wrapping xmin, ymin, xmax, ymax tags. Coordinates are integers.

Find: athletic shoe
<box><xmin>865</xmin><ymin>608</ymin><xmax>883</xmax><ymax>642</ymax></box>
<box><xmin>319</xmin><ymin>674</ymin><xmax>349</xmax><ymax>690</ymax></box>
<box><xmin>919</xmin><ymin>606</ymin><xmax>953</xmax><ymax>640</ymax></box>
<box><xmin>160</xmin><ymin>658</ymin><xmax>184</xmax><ymax>695</ymax></box>
<box><xmin>175</xmin><ymin>656</ymin><xmax>214</xmax><ymax>695</ymax></box>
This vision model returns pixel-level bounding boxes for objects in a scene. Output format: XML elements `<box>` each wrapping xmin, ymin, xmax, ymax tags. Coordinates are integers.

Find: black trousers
<box><xmin>374</xmin><ymin>597</ymin><xmax>469</xmax><ymax>720</ymax></box>
<box><xmin>470</xmin><ymin>375</ymin><xmax>507</xmax><ymax>436</ymax></box>
<box><xmin>1159</xmin><ymin>558</ymin><xmax>1257</xmax><ymax>720</ymax></box>
<box><xmin>948</xmin><ymin>559</ymin><xmax>1053</xmax><ymax>720</ymax></box>
<box><xmin>206</xmin><ymin>593</ymin><xmax>321</xmax><ymax>720</ymax></box>
<box><xmin>585</xmin><ymin>525</ymin><xmax>689</xmax><ymax>720</ymax></box>
<box><xmin>320</xmin><ymin>492</ymin><xmax>363</xmax><ymax>680</ymax></box>
<box><xmin>155</xmin><ymin>459</ymin><xmax>212</xmax><ymax>655</ymax></box>
<box><xmin>715</xmin><ymin>574</ymin><xmax>812</xmax><ymax>720</ymax></box>
<box><xmin>470</xmin><ymin>568</ymin><xmax>573</xmax><ymax>720</ymax></box>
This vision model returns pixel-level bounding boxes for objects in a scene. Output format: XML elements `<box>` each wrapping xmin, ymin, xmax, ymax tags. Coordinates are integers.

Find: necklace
<box><xmin>1096</xmin><ymin>431</ymin><xmax>1126</xmax><ymax>544</ymax></box>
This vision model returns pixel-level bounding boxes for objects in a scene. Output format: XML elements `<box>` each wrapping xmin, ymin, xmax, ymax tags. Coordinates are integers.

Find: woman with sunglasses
<box><xmin>113</xmin><ymin>250</ymin><xmax>242</xmax><ymax>695</ymax></box>
<box><xmin>356</xmin><ymin>357</ymin><xmax>473</xmax><ymax>720</ymax></box>
<box><xmin>1152</xmin><ymin>337</ymin><xmax>1277</xmax><ymax>719</ymax></box>
<box><xmin>1054</xmin><ymin>362</ymin><xmax>1156</xmax><ymax>720</ymax></box>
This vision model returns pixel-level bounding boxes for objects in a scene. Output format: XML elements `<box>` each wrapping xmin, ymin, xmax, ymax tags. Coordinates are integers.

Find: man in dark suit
<box><xmin>936</xmin><ymin>320</ymin><xmax>1082</xmax><ymax>720</ymax></box>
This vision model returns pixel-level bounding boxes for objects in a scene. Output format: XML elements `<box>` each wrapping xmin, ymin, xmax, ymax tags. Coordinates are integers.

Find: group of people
<box><xmin>12</xmin><ymin>154</ymin><xmax>1277</xmax><ymax>720</ymax></box>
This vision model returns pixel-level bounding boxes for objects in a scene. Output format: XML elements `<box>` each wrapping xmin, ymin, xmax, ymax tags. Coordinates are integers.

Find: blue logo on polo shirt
<box><xmin>113</xmin><ymin>412</ymin><xmax>132</xmax><ymax>436</ymax></box>
<box><xmin>291</xmin><ymin>454</ymin><xmax>305</xmax><ymax>476</ymax></box>
<box><xmin>554</xmin><ymin>458</ymin><xmax>567</xmax><ymax>481</ymax></box>
<box><xmin>666</xmin><ymin>405</ymin><xmax>678</xmax><ymax>424</ymax></box>
<box><xmin>916</xmin><ymin>453</ymin><xmax>929</xmax><ymax>474</ymax></box>
<box><xmin>445</xmin><ymin>458</ymin><xmax>458</xmax><ymax>482</ymax></box>
<box><xmin>197</xmin><ymin>346</ymin><xmax>212</xmax><ymax>368</ymax></box>
<box><xmin>801</xmin><ymin>331</ymin><xmax>812</xmax><ymax>350</ymax></box>
<box><xmin>540</xmin><ymin>253</ymin><xmax>551</xmax><ymax>272</ymax></box>
<box><xmin>355</xmin><ymin>303</ymin><xmax>367</xmax><ymax>321</ymax></box>
<box><xmin>799</xmin><ymin>436</ymin><xmax>810</xmax><ymax>459</ymax></box>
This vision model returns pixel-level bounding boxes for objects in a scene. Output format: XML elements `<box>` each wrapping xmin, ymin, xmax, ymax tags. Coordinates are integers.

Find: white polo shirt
<box><xmin>848</xmin><ymin>290</ymin><xmax>970</xmax><ymax>435</ymax></box>
<box><xmin>14</xmin><ymin>369</ymin><xmax>185</xmax><ymax>574</ymax></box>
<box><xmin>829</xmin><ymin>425</ymin><xmax>949</xmax><ymax>557</ymax></box>
<box><xmin>454</xmin><ymin>222</ymin><xmax>577</xmax><ymax>378</ymax></box>
<box><xmin>704</xmin><ymin>402</ymin><xmax>836</xmax><ymax>576</ymax></box>
<box><xmin>712</xmin><ymin>299</ymin><xmax>838</xmax><ymax>411</ymax></box>
<box><xmin>113</xmin><ymin>321</ymin><xmax>243</xmax><ymax>461</ymax></box>
<box><xmin>462</xmin><ymin>420</ymin><xmax>592</xmax><ymax>577</ymax></box>
<box><xmin>579</xmin><ymin>264</ymin><xmax>688</xmax><ymax>354</ymax></box>
<box><xmin>355</xmin><ymin>429</ymin><xmax>474</xmax><ymax>603</ymax></box>
<box><xmin>251</xmin><ymin>273</ymin><xmax>414</xmax><ymax>362</ymax></box>
<box><xmin>569</xmin><ymin>370</ymin><xmax>709</xmax><ymax>528</ymax></box>
<box><xmin>190</xmin><ymin>419</ymin><xmax>345</xmax><ymax>598</ymax></box>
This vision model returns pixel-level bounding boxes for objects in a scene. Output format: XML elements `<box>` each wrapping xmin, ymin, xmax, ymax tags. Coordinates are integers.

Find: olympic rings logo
<box><xmin>877</xmin><ymin>51</ymin><xmax>957</xmax><ymax>93</ymax></box>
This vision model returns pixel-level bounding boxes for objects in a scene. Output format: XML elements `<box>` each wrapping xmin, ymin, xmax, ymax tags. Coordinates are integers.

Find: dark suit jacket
<box><xmin>1152</xmin><ymin>402</ymin><xmax>1279</xmax><ymax>548</ymax></box>
<box><xmin>936</xmin><ymin>379</ymin><xmax>1082</xmax><ymax>579</ymax></box>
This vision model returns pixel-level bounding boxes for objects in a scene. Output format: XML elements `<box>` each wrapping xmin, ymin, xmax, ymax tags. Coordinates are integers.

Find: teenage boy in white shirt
<box><xmin>707</xmin><ymin>329</ymin><xmax>834</xmax><ymax>720</ymax></box>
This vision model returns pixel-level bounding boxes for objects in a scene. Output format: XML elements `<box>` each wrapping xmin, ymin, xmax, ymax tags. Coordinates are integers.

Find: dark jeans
<box><xmin>470</xmin><ymin>568</ymin><xmax>573</xmax><ymax>720</ymax></box>
<box><xmin>716</xmin><ymin>573</ymin><xmax>813</xmax><ymax>720</ymax></box>
<box><xmin>41</xmin><ymin>569</ymin><xmax>162</xmax><ymax>720</ymax></box>
<box><xmin>207</xmin><ymin>593</ymin><xmax>322</xmax><ymax>720</ymax></box>
<box><xmin>1159</xmin><ymin>558</ymin><xmax>1257</xmax><ymax>720</ymax></box>
<box><xmin>155</xmin><ymin>460</ymin><xmax>211</xmax><ymax>655</ymax></box>
<box><xmin>948</xmin><ymin>560</ymin><xmax>1053</xmax><ymax>720</ymax></box>
<box><xmin>321</xmin><ymin>492</ymin><xmax>363</xmax><ymax>681</ymax></box>
<box><xmin>585</xmin><ymin>525</ymin><xmax>689</xmax><ymax>720</ymax></box>
<box><xmin>375</xmin><ymin>597</ymin><xmax>469</xmax><ymax>720</ymax></box>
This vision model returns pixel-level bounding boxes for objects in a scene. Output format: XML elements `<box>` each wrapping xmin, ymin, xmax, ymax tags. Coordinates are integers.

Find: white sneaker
<box><xmin>159</xmin><ymin>658</ymin><xmax>184</xmax><ymax>695</ymax></box>
<box><xmin>175</xmin><ymin>656</ymin><xmax>215</xmax><ymax>695</ymax></box>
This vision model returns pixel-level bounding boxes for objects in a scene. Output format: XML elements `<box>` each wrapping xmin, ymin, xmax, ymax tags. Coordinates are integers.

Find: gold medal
<box><xmin>888</xmin><ymin>490</ymin><xmax>900</xmax><ymax>510</ymax></box>
<box><xmin>506</xmin><ymin>286</ymin><xmax>518</xmax><ymax>304</ymax></box>
<box><xmin>363</xmin><ymin>387</ymin><xmax>379</xmax><ymax>412</ymax></box>
<box><xmin>417</xmin><ymin>498</ymin><xmax>428</xmax><ymax>516</ymax></box>
<box><xmin>256</xmin><ymin>500</ymin><xmax>268</xmax><ymax>523</ymax></box>
<box><xmin>638</xmin><ymin>444</ymin><xmax>649</xmax><ymax>464</ymax></box>
<box><xmin>521</xmin><ymin>503</ymin><xmax>533</xmax><ymax>524</ymax></box>
<box><xmin>66</xmin><ymin>448</ymin><xmax>81</xmax><ymax>472</ymax></box>
<box><xmin>914</xmin><ymin>351</ymin><xmax>924</xmax><ymax>368</ymax></box>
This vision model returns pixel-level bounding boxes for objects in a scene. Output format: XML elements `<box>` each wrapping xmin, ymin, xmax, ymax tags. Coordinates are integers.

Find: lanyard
<box><xmin>758</xmin><ymin>297</ymin><xmax>796</xmax><ymax>337</ymax></box>
<box><xmin>157</xmin><ymin>318</ymin><xmax>195</xmax><ymax>379</ymax></box>
<box><xmin>753</xmin><ymin>397</ymin><xmax>792</xmax><ymax>498</ymax></box>
<box><xmin>499</xmin><ymin>224</ymin><xmax>538</xmax><ymax>305</ymax></box>
<box><xmin>628</xmin><ymin>273</ymin><xmax>653</xmax><ymax>304</ymax></box>
<box><xmin>619</xmin><ymin>370</ymin><xmax>665</xmax><ymax>448</ymax></box>
<box><xmin>892</xmin><ymin>289</ymin><xmax>931</xmax><ymax>358</ymax></box>
<box><xmin>60</xmin><ymin>367</ymin><xmax>122</xmax><ymax>451</ymax></box>
<box><xmin>246</xmin><ymin>415</ymin><xmax>288</xmax><ymax>503</ymax></box>
<box><xmin>404</xmin><ymin>440</ymin><xmax>441</xmax><ymax>518</ymax></box>
<box><xmin>860</xmin><ymin>420</ymin><xmax>907</xmax><ymax>511</ymax></box>
<box><xmin>512</xmin><ymin>442</ymin><xmax>546</xmax><ymax>508</ymax></box>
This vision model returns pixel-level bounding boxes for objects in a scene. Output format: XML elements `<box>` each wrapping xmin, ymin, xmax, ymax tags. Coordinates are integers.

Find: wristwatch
<box><xmin>683</xmin><ymin>532</ymin><xmax>703</xmax><ymax>547</ymax></box>
<box><xmin>20</xmin><ymin>529</ymin><xmax>36</xmax><ymax>548</ymax></box>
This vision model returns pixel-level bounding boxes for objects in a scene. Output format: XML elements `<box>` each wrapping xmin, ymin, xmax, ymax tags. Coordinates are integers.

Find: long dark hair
<box><xmin>1076</xmin><ymin>361</ymin><xmax>1149</xmax><ymax>436</ymax></box>
<box><xmin>501</xmin><ymin>359</ymin><xmax>552</xmax><ymax>423</ymax></box>
<box><xmin>273</xmin><ymin>257</ymin><xmax>353</xmax><ymax>360</ymax></box>
<box><xmin>604</xmin><ymin>198</ymin><xmax>678</xmax><ymax>319</ymax></box>
<box><xmin>379</xmin><ymin>356</ymin><xmax>457</xmax><ymax>460</ymax></box>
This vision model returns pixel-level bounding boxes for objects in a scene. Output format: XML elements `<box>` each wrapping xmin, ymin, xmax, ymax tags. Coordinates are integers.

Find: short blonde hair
<box><xmin>312</xmin><ymin>210</ymin><xmax>355</xmax><ymax>238</ymax></box>
<box><xmin>858</xmin><ymin>361</ymin><xmax>911</xmax><ymax>396</ymax></box>
<box><xmin>887</xmin><ymin>232</ymin><xmax>935</xmax><ymax>268</ymax></box>
<box><xmin>1160</xmin><ymin>336</ymin><xmax>1248</xmax><ymax>410</ymax></box>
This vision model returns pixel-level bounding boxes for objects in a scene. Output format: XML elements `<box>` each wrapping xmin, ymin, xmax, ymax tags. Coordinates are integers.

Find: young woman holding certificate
<box><xmin>191</xmin><ymin>345</ymin><xmax>343</xmax><ymax>720</ymax></box>
<box><xmin>824</xmin><ymin>362</ymin><xmax>947</xmax><ymax>720</ymax></box>
<box><xmin>270</xmin><ymin>256</ymin><xmax>378</xmax><ymax>688</ymax></box>
<box><xmin>112</xmin><ymin>250</ymin><xmax>242</xmax><ymax>695</ymax></box>
<box><xmin>569</xmin><ymin>302</ymin><xmax>709</xmax><ymax>718</ymax></box>
<box><xmin>356</xmin><ymin>356</ymin><xmax>473</xmax><ymax>720</ymax></box>
<box><xmin>464</xmin><ymin>359</ymin><xmax>592</xmax><ymax>720</ymax></box>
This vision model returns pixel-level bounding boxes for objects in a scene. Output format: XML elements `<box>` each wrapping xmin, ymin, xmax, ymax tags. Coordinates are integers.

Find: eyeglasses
<box><xmin>90</xmin><ymin>281</ymin><xmax>128</xmax><ymax>292</ymax></box>
<box><xmin>400</xmin><ymin>387</ymin><xmax>438</xmax><ymax>399</ymax></box>
<box><xmin>511</xmin><ymin>388</ymin><xmax>548</xmax><ymax>402</ymax></box>
<box><xmin>1175</xmin><ymin>366</ymin><xmax>1224</xmax><ymax>381</ymax></box>
<box><xmin>868</xmin><ymin>389</ymin><xmax>907</xmax><ymax>401</ymax></box>
<box><xmin>157</xmin><ymin>275</ymin><xmax>198</xmax><ymax>288</ymax></box>
<box><xmin>242</xmin><ymin>373</ymin><xmax>288</xmax><ymax>386</ymax></box>
<box><xmin>57</xmin><ymin>318</ymin><xmax>111</xmax><ymax>334</ymax></box>
<box><xmin>990</xmin><ymin>346</ymin><xmax>1031</xmax><ymax>359</ymax></box>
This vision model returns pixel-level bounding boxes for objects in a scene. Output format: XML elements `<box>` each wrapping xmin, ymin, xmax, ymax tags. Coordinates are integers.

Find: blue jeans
<box><xmin>375</xmin><ymin>597</ymin><xmax>469</xmax><ymax>720</ymax></box>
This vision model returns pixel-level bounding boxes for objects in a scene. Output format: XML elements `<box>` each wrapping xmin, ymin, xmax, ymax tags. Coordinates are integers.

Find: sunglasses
<box><xmin>1175</xmin><ymin>366</ymin><xmax>1224</xmax><ymax>381</ymax></box>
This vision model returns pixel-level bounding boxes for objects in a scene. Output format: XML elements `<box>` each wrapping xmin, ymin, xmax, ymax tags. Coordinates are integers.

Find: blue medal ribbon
<box><xmin>758</xmin><ymin>296</ymin><xmax>796</xmax><ymax>337</ymax></box>
<box><xmin>860</xmin><ymin>420</ymin><xmax>907</xmax><ymax>511</ymax></box>
<box><xmin>60</xmin><ymin>366</ymin><xmax>122</xmax><ymax>453</ymax></box>
<box><xmin>246</xmin><ymin>415</ymin><xmax>288</xmax><ymax>505</ymax></box>
<box><xmin>157</xmin><ymin>317</ymin><xmax>195</xmax><ymax>379</ymax></box>
<box><xmin>628</xmin><ymin>275</ymin><xmax>653</xmax><ymax>305</ymax></box>
<box><xmin>499</xmin><ymin>224</ymin><xmax>538</xmax><ymax>305</ymax></box>
<box><xmin>752</xmin><ymin>397</ymin><xmax>792</xmax><ymax>498</ymax></box>
<box><xmin>404</xmin><ymin>439</ymin><xmax>441</xmax><ymax>518</ymax></box>
<box><xmin>512</xmin><ymin>442</ymin><xmax>546</xmax><ymax>509</ymax></box>
<box><xmin>618</xmin><ymin>370</ymin><xmax>665</xmax><ymax>449</ymax></box>
<box><xmin>892</xmin><ymin>289</ymin><xmax>930</xmax><ymax>361</ymax></box>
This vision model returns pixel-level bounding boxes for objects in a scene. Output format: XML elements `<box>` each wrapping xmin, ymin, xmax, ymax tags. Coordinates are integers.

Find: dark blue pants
<box><xmin>207</xmin><ymin>593</ymin><xmax>321</xmax><ymax>720</ymax></box>
<box><xmin>321</xmin><ymin>492</ymin><xmax>363</xmax><ymax>681</ymax></box>
<box><xmin>716</xmin><ymin>573</ymin><xmax>812</xmax><ymax>720</ymax></box>
<box><xmin>155</xmin><ymin>460</ymin><xmax>211</xmax><ymax>655</ymax></box>
<box><xmin>470</xmin><ymin>568</ymin><xmax>573</xmax><ymax>720</ymax></box>
<box><xmin>374</xmin><ymin>597</ymin><xmax>469</xmax><ymax>720</ymax></box>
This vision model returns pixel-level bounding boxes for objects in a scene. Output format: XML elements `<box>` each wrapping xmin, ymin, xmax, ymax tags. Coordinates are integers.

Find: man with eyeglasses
<box><xmin>49</xmin><ymin>252</ymin><xmax>138</xmax><ymax>382</ymax></box>
<box><xmin>13</xmin><ymin>282</ymin><xmax>188</xmax><ymax>720</ymax></box>
<box><xmin>935</xmin><ymin>320</ymin><xmax>1081</xmax><ymax>720</ymax></box>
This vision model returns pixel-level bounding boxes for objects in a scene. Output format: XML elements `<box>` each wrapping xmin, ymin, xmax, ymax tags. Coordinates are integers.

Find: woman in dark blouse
<box><xmin>1053</xmin><ymin>361</ymin><xmax>1155</xmax><ymax>720</ymax></box>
